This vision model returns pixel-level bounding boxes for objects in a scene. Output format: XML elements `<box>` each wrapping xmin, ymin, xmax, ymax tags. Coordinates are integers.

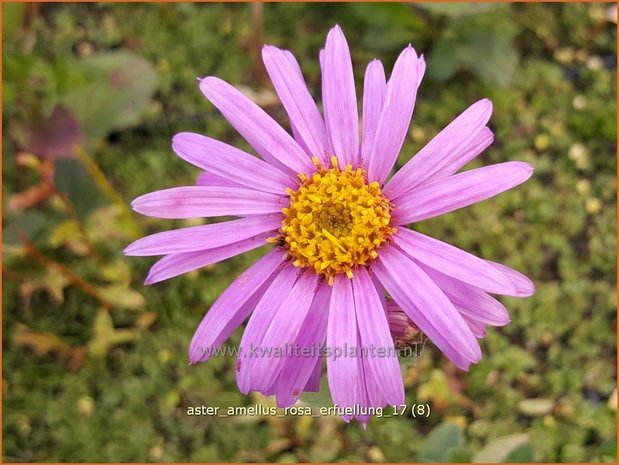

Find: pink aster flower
<box><xmin>125</xmin><ymin>25</ymin><xmax>535</xmax><ymax>423</ymax></box>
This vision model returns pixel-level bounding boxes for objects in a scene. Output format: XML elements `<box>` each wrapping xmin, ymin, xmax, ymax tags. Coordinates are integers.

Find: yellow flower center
<box><xmin>269</xmin><ymin>156</ymin><xmax>396</xmax><ymax>285</ymax></box>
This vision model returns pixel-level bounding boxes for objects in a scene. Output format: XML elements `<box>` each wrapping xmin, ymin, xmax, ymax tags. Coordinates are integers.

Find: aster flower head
<box><xmin>125</xmin><ymin>25</ymin><xmax>535</xmax><ymax>424</ymax></box>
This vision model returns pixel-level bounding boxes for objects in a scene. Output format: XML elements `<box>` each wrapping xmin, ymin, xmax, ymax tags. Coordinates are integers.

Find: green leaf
<box><xmin>3</xmin><ymin>54</ymin><xmax>58</xmax><ymax>112</ymax></box>
<box><xmin>62</xmin><ymin>51</ymin><xmax>158</xmax><ymax>141</ymax></box>
<box><xmin>3</xmin><ymin>211</ymin><xmax>46</xmax><ymax>245</ymax></box>
<box><xmin>473</xmin><ymin>434</ymin><xmax>531</xmax><ymax>463</ymax></box>
<box><xmin>2</xmin><ymin>3</ymin><xmax>26</xmax><ymax>43</ymax></box>
<box><xmin>427</xmin><ymin>39</ymin><xmax>460</xmax><ymax>82</ymax></box>
<box><xmin>446</xmin><ymin>447</ymin><xmax>472</xmax><ymax>462</ymax></box>
<box><xmin>504</xmin><ymin>443</ymin><xmax>534</xmax><ymax>462</ymax></box>
<box><xmin>349</xmin><ymin>3</ymin><xmax>423</xmax><ymax>30</ymax></box>
<box><xmin>599</xmin><ymin>437</ymin><xmax>617</xmax><ymax>462</ymax></box>
<box><xmin>418</xmin><ymin>422</ymin><xmax>465</xmax><ymax>462</ymax></box>
<box><xmin>461</xmin><ymin>28</ymin><xmax>518</xmax><ymax>87</ymax></box>
<box><xmin>53</xmin><ymin>159</ymin><xmax>105</xmax><ymax>219</ymax></box>
<box><xmin>349</xmin><ymin>3</ymin><xmax>423</xmax><ymax>52</ymax></box>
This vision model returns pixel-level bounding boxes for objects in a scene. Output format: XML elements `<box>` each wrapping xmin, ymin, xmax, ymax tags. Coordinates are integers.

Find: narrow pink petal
<box><xmin>326</xmin><ymin>274</ymin><xmax>362</xmax><ymax>416</ymax></box>
<box><xmin>318</xmin><ymin>47</ymin><xmax>335</xmax><ymax>156</ymax></box>
<box><xmin>251</xmin><ymin>272</ymin><xmax>319</xmax><ymax>392</ymax></box>
<box><xmin>393</xmin><ymin>161</ymin><xmax>534</xmax><ymax>225</ymax></box>
<box><xmin>354</xmin><ymin>357</ymin><xmax>373</xmax><ymax>426</ymax></box>
<box><xmin>273</xmin><ymin>282</ymin><xmax>331</xmax><ymax>407</ymax></box>
<box><xmin>367</xmin><ymin>45</ymin><xmax>420</xmax><ymax>184</ymax></box>
<box><xmin>263</xmin><ymin>46</ymin><xmax>328</xmax><ymax>161</ymax></box>
<box><xmin>188</xmin><ymin>250</ymin><xmax>284</xmax><ymax>364</ymax></box>
<box><xmin>427</xmin><ymin>126</ymin><xmax>494</xmax><ymax>181</ymax></box>
<box><xmin>132</xmin><ymin>186</ymin><xmax>286</xmax><ymax>219</ymax></box>
<box><xmin>385</xmin><ymin>99</ymin><xmax>494</xmax><ymax>199</ymax></box>
<box><xmin>290</xmin><ymin>121</ymin><xmax>310</xmax><ymax>155</ymax></box>
<box><xmin>124</xmin><ymin>215</ymin><xmax>282</xmax><ymax>256</ymax></box>
<box><xmin>372</xmin><ymin>245</ymin><xmax>481</xmax><ymax>370</ymax></box>
<box><xmin>145</xmin><ymin>234</ymin><xmax>269</xmax><ymax>285</ymax></box>
<box><xmin>353</xmin><ymin>268</ymin><xmax>404</xmax><ymax>405</ymax></box>
<box><xmin>195</xmin><ymin>171</ymin><xmax>244</xmax><ymax>188</ymax></box>
<box><xmin>282</xmin><ymin>49</ymin><xmax>318</xmax><ymax>159</ymax></box>
<box><xmin>360</xmin><ymin>59</ymin><xmax>387</xmax><ymax>167</ymax></box>
<box><xmin>372</xmin><ymin>275</ymin><xmax>388</xmax><ymax>316</ymax></box>
<box><xmin>237</xmin><ymin>265</ymin><xmax>299</xmax><ymax>394</ymax></box>
<box><xmin>283</xmin><ymin>49</ymin><xmax>304</xmax><ymax>79</ymax></box>
<box><xmin>421</xmin><ymin>265</ymin><xmax>511</xmax><ymax>324</ymax></box>
<box><xmin>173</xmin><ymin>132</ymin><xmax>294</xmax><ymax>194</ymax></box>
<box><xmin>394</xmin><ymin>228</ymin><xmax>517</xmax><ymax>295</ymax></box>
<box><xmin>199</xmin><ymin>77</ymin><xmax>315</xmax><ymax>175</ymax></box>
<box><xmin>360</xmin><ymin>354</ymin><xmax>385</xmax><ymax>411</ymax></box>
<box><xmin>322</xmin><ymin>25</ymin><xmax>359</xmax><ymax>166</ymax></box>
<box><xmin>485</xmin><ymin>260</ymin><xmax>536</xmax><ymax>297</ymax></box>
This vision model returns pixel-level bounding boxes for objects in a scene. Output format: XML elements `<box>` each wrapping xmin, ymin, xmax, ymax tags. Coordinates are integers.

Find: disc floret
<box><xmin>271</xmin><ymin>156</ymin><xmax>396</xmax><ymax>284</ymax></box>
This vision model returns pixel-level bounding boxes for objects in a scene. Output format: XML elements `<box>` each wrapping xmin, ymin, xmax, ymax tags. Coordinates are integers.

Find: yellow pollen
<box><xmin>272</xmin><ymin>158</ymin><xmax>396</xmax><ymax>284</ymax></box>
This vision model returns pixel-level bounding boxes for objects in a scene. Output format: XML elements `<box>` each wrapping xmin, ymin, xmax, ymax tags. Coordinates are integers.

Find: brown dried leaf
<box><xmin>12</xmin><ymin>323</ymin><xmax>71</xmax><ymax>357</ymax></box>
<box><xmin>10</xmin><ymin>105</ymin><xmax>85</xmax><ymax>159</ymax></box>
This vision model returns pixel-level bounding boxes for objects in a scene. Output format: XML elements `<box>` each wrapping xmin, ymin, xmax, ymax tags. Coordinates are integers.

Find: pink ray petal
<box><xmin>385</xmin><ymin>99</ymin><xmax>493</xmax><ymax>198</ymax></box>
<box><xmin>367</xmin><ymin>45</ymin><xmax>421</xmax><ymax>184</ymax></box>
<box><xmin>188</xmin><ymin>250</ymin><xmax>284</xmax><ymax>364</ymax></box>
<box><xmin>372</xmin><ymin>245</ymin><xmax>481</xmax><ymax>370</ymax></box>
<box><xmin>322</xmin><ymin>25</ymin><xmax>359</xmax><ymax>166</ymax></box>
<box><xmin>199</xmin><ymin>76</ymin><xmax>315</xmax><ymax>175</ymax></box>
<box><xmin>393</xmin><ymin>161</ymin><xmax>534</xmax><ymax>224</ymax></box>
<box><xmin>132</xmin><ymin>186</ymin><xmax>286</xmax><ymax>219</ymax></box>
<box><xmin>173</xmin><ymin>132</ymin><xmax>295</xmax><ymax>193</ymax></box>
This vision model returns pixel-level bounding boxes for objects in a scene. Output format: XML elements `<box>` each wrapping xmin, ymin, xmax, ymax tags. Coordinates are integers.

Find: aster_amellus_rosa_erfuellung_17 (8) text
<box><xmin>124</xmin><ymin>25</ymin><xmax>535</xmax><ymax>424</ymax></box>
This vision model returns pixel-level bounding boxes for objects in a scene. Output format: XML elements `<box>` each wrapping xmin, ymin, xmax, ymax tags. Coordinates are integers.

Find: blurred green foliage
<box><xmin>3</xmin><ymin>2</ymin><xmax>616</xmax><ymax>462</ymax></box>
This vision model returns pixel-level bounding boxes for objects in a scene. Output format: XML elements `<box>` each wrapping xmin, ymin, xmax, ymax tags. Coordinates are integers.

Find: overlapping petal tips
<box><xmin>326</xmin><ymin>275</ymin><xmax>362</xmax><ymax>420</ymax></box>
<box><xmin>237</xmin><ymin>265</ymin><xmax>300</xmax><ymax>394</ymax></box>
<box><xmin>385</xmin><ymin>98</ymin><xmax>494</xmax><ymax>199</ymax></box>
<box><xmin>303</xmin><ymin>358</ymin><xmax>323</xmax><ymax>392</ymax></box>
<box><xmin>353</xmin><ymin>268</ymin><xmax>405</xmax><ymax>406</ymax></box>
<box><xmin>485</xmin><ymin>260</ymin><xmax>536</xmax><ymax>297</ymax></box>
<box><xmin>367</xmin><ymin>44</ymin><xmax>421</xmax><ymax>184</ymax></box>
<box><xmin>249</xmin><ymin>272</ymin><xmax>319</xmax><ymax>392</ymax></box>
<box><xmin>262</xmin><ymin>45</ymin><xmax>328</xmax><ymax>163</ymax></box>
<box><xmin>361</xmin><ymin>59</ymin><xmax>387</xmax><ymax>167</ymax></box>
<box><xmin>393</xmin><ymin>161</ymin><xmax>534</xmax><ymax>225</ymax></box>
<box><xmin>123</xmin><ymin>215</ymin><xmax>281</xmax><ymax>256</ymax></box>
<box><xmin>272</xmin><ymin>281</ymin><xmax>332</xmax><ymax>407</ymax></box>
<box><xmin>188</xmin><ymin>250</ymin><xmax>285</xmax><ymax>364</ymax></box>
<box><xmin>394</xmin><ymin>228</ymin><xmax>517</xmax><ymax>295</ymax></box>
<box><xmin>199</xmin><ymin>76</ymin><xmax>314</xmax><ymax>175</ymax></box>
<box><xmin>322</xmin><ymin>25</ymin><xmax>359</xmax><ymax>166</ymax></box>
<box><xmin>173</xmin><ymin>132</ymin><xmax>295</xmax><ymax>194</ymax></box>
<box><xmin>438</xmin><ymin>125</ymin><xmax>493</xmax><ymax>178</ymax></box>
<box><xmin>372</xmin><ymin>245</ymin><xmax>482</xmax><ymax>370</ymax></box>
<box><xmin>463</xmin><ymin>316</ymin><xmax>487</xmax><ymax>338</ymax></box>
<box><xmin>420</xmin><ymin>265</ymin><xmax>511</xmax><ymax>325</ymax></box>
<box><xmin>131</xmin><ymin>186</ymin><xmax>286</xmax><ymax>219</ymax></box>
<box><xmin>145</xmin><ymin>235</ymin><xmax>269</xmax><ymax>285</ymax></box>
<box><xmin>416</xmin><ymin>54</ymin><xmax>427</xmax><ymax>87</ymax></box>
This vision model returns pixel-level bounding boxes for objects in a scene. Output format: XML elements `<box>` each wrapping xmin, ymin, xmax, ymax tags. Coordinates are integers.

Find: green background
<box><xmin>3</xmin><ymin>2</ymin><xmax>617</xmax><ymax>462</ymax></box>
